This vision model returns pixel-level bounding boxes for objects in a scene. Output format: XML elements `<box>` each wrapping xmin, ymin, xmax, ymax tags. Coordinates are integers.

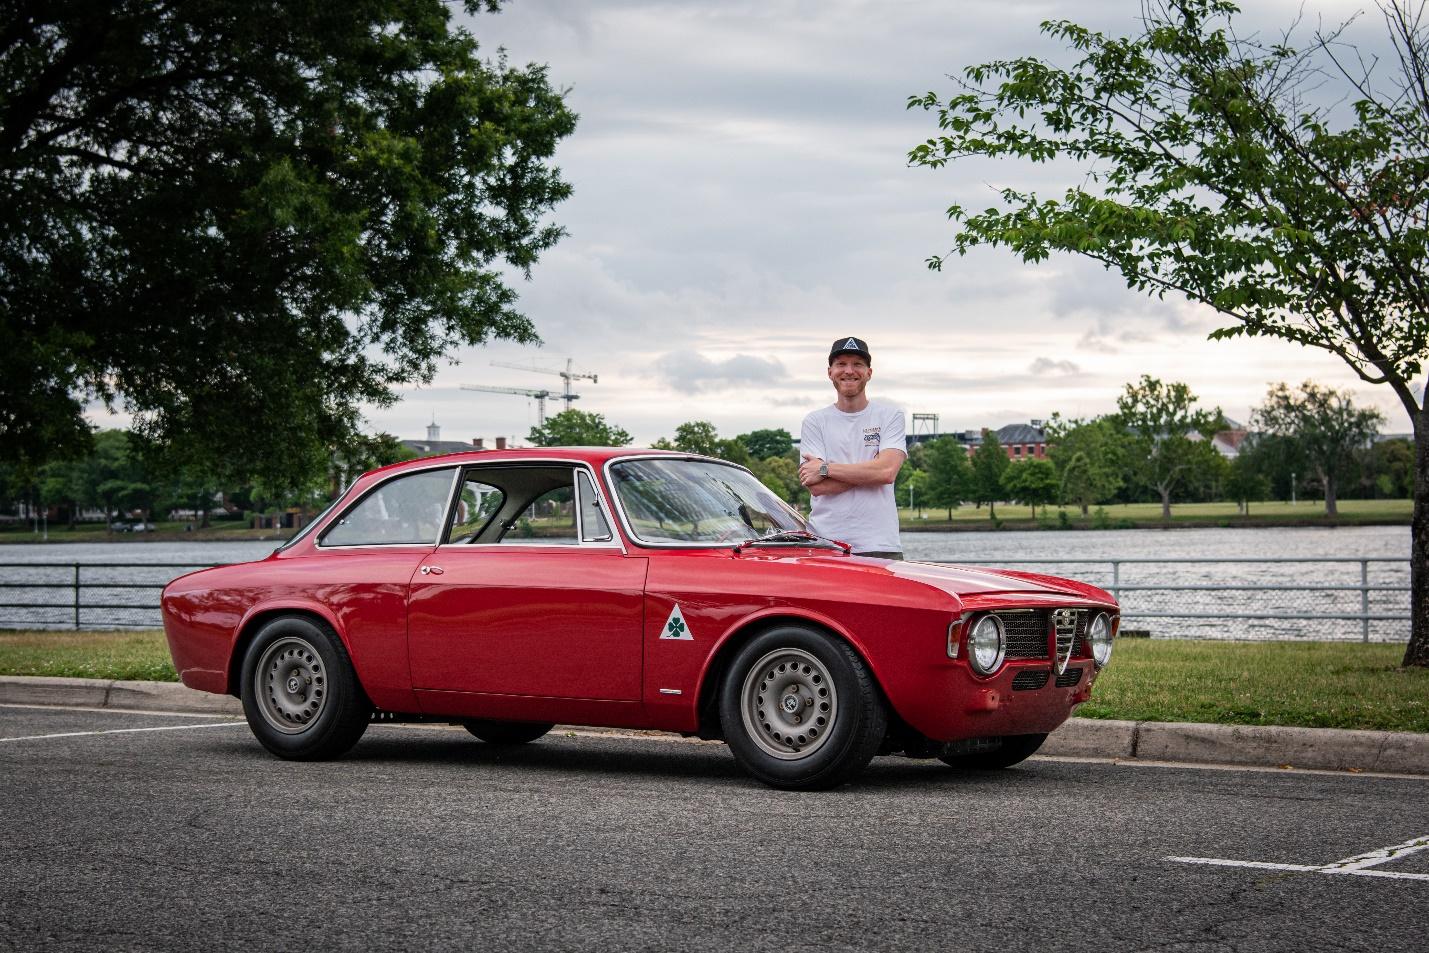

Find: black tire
<box><xmin>239</xmin><ymin>614</ymin><xmax>371</xmax><ymax>760</ymax></box>
<box><xmin>719</xmin><ymin>625</ymin><xmax>888</xmax><ymax>790</ymax></box>
<box><xmin>937</xmin><ymin>733</ymin><xmax>1047</xmax><ymax>770</ymax></box>
<box><xmin>463</xmin><ymin>720</ymin><xmax>554</xmax><ymax>745</ymax></box>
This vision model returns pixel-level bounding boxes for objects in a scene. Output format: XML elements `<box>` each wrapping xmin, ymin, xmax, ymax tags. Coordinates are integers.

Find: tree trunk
<box><xmin>1322</xmin><ymin>468</ymin><xmax>1338</xmax><ymax>517</ymax></box>
<box><xmin>1159</xmin><ymin>488</ymin><xmax>1172</xmax><ymax>521</ymax></box>
<box><xmin>1404</xmin><ymin>413</ymin><xmax>1429</xmax><ymax>668</ymax></box>
<box><xmin>989</xmin><ymin>499</ymin><xmax>997</xmax><ymax>519</ymax></box>
<box><xmin>1081</xmin><ymin>501</ymin><xmax>1089</xmax><ymax>517</ymax></box>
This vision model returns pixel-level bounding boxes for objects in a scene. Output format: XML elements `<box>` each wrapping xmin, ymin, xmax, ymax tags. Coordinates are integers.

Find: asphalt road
<box><xmin>1</xmin><ymin>705</ymin><xmax>1425</xmax><ymax>953</ymax></box>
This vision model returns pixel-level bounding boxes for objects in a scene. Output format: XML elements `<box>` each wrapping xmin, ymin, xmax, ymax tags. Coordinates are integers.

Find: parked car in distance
<box><xmin>109</xmin><ymin>521</ymin><xmax>132</xmax><ymax>532</ymax></box>
<box><xmin>162</xmin><ymin>448</ymin><xmax>1119</xmax><ymax>790</ymax></box>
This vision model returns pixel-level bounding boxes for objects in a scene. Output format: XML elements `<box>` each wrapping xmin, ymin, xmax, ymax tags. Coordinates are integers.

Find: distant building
<box><xmin>401</xmin><ymin>421</ymin><xmax>513</xmax><ymax>458</ymax></box>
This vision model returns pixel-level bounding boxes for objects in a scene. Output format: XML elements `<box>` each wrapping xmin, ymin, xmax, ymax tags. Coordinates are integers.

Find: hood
<box><xmin>884</xmin><ymin>560</ymin><xmax>1094</xmax><ymax>598</ymax></box>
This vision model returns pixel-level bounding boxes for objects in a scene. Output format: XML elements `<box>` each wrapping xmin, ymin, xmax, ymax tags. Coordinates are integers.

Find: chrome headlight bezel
<box><xmin>1089</xmin><ymin>611</ymin><xmax>1114</xmax><ymax>667</ymax></box>
<box><xmin>967</xmin><ymin>614</ymin><xmax>1006</xmax><ymax>676</ymax></box>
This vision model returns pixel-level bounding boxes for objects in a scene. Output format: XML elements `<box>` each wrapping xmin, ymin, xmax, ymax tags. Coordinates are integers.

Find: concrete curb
<box><xmin>3</xmin><ymin>675</ymin><xmax>1426</xmax><ymax>775</ymax></box>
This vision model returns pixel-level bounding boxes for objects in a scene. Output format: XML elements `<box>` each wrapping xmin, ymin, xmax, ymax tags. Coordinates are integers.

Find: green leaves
<box><xmin>908</xmin><ymin>0</ymin><xmax>1429</xmax><ymax>420</ymax></box>
<box><xmin>1</xmin><ymin>1</ymin><xmax>577</xmax><ymax>487</ymax></box>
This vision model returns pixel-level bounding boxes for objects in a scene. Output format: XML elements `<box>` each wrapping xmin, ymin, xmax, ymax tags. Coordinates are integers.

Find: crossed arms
<box><xmin>798</xmin><ymin>450</ymin><xmax>906</xmax><ymax>497</ymax></box>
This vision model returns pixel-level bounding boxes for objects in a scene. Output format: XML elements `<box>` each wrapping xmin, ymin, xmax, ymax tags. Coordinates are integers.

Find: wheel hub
<box><xmin>740</xmin><ymin>647</ymin><xmax>838</xmax><ymax>761</ymax></box>
<box><xmin>255</xmin><ymin>636</ymin><xmax>327</xmax><ymax>735</ymax></box>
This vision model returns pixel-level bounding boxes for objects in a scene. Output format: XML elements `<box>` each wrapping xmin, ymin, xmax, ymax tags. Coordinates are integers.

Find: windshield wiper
<box><xmin>732</xmin><ymin>530</ymin><xmax>851</xmax><ymax>555</ymax></box>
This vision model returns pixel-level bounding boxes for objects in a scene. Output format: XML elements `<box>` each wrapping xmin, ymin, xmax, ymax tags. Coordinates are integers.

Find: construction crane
<box><xmin>460</xmin><ymin>385</ymin><xmax>557</xmax><ymax>425</ymax></box>
<box><xmin>490</xmin><ymin>358</ymin><xmax>598</xmax><ymax>412</ymax></box>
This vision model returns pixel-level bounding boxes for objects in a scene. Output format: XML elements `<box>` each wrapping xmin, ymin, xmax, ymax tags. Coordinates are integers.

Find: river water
<box><xmin>0</xmin><ymin>525</ymin><xmax>1411</xmax><ymax>641</ymax></box>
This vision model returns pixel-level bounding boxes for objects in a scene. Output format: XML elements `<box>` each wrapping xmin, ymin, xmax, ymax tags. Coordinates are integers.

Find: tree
<box><xmin>970</xmin><ymin>431</ymin><xmax>1010</xmax><ymax>519</ymax></box>
<box><xmin>1001</xmin><ymin>458</ymin><xmax>1059</xmax><ymax>517</ymax></box>
<box><xmin>671</xmin><ymin>421</ymin><xmax>722</xmax><ymax>457</ymax></box>
<box><xmin>1</xmin><ymin>1</ymin><xmax>577</xmax><ymax>488</ymax></box>
<box><xmin>1366</xmin><ymin>438</ymin><xmax>1415</xmax><ymax>498</ymax></box>
<box><xmin>1224</xmin><ymin>451</ymin><xmax>1272</xmax><ymax>515</ymax></box>
<box><xmin>908</xmin><ymin>0</ymin><xmax>1429</xmax><ymax>662</ymax></box>
<box><xmin>1253</xmin><ymin>382</ymin><xmax>1385</xmax><ymax>516</ymax></box>
<box><xmin>738</xmin><ymin>428</ymin><xmax>794</xmax><ymax>459</ymax></box>
<box><xmin>527</xmin><ymin>410</ymin><xmax>632</xmax><ymax>448</ymax></box>
<box><xmin>1046</xmin><ymin>415</ymin><xmax>1127</xmax><ymax>515</ymax></box>
<box><xmin>1113</xmin><ymin>377</ymin><xmax>1225</xmax><ymax>521</ymax></box>
<box><xmin>749</xmin><ymin>455</ymin><xmax>802</xmax><ymax>503</ymax></box>
<box><xmin>924</xmin><ymin>437</ymin><xmax>974</xmax><ymax>518</ymax></box>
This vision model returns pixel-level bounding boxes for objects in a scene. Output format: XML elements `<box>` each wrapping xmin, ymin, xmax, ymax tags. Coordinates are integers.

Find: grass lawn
<box><xmin>0</xmin><ymin>520</ymin><xmax>291</xmax><ymax>544</ymax></box>
<box><xmin>1080</xmin><ymin>638</ymin><xmax>1429</xmax><ymax>733</ymax></box>
<box><xmin>900</xmin><ymin>497</ymin><xmax>1412</xmax><ymax>529</ymax></box>
<box><xmin>0</xmin><ymin>629</ymin><xmax>177</xmax><ymax>681</ymax></box>
<box><xmin>0</xmin><ymin>630</ymin><xmax>1425</xmax><ymax>733</ymax></box>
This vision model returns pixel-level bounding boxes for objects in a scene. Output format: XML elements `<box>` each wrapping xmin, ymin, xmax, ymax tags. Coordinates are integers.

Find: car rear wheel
<box><xmin>239</xmin><ymin>615</ymin><xmax>371</xmax><ymax>760</ymax></box>
<box><xmin>719</xmin><ymin>626</ymin><xmax>887</xmax><ymax>790</ymax></box>
<box><xmin>463</xmin><ymin>720</ymin><xmax>554</xmax><ymax>745</ymax></box>
<box><xmin>937</xmin><ymin>733</ymin><xmax>1047</xmax><ymax>770</ymax></box>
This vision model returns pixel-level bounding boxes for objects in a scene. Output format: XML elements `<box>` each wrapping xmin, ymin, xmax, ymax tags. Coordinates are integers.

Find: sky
<box><xmin>92</xmin><ymin>0</ymin><xmax>1425</xmax><ymax>445</ymax></box>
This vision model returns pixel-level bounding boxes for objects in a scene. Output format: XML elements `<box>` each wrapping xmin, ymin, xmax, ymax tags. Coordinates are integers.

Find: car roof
<box><xmin>365</xmin><ymin>446</ymin><xmax>714</xmax><ymax>478</ymax></box>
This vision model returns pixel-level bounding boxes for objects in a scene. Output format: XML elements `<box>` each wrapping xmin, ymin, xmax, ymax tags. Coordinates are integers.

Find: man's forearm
<box><xmin>808</xmin><ymin>478</ymin><xmax>853</xmax><ymax>496</ymax></box>
<box><xmin>826</xmin><ymin>455</ymin><xmax>901</xmax><ymax>486</ymax></box>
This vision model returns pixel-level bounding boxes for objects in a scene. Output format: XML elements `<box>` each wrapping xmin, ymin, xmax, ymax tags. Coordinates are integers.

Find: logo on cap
<box><xmin>843</xmin><ymin>337</ymin><xmax>859</xmax><ymax>350</ymax></box>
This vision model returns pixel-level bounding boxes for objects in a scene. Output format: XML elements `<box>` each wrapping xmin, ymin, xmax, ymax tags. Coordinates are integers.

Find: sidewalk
<box><xmin>3</xmin><ymin>675</ymin><xmax>1426</xmax><ymax>776</ymax></box>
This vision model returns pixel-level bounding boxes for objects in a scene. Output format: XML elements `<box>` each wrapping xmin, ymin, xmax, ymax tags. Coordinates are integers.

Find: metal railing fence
<box><xmin>0</xmin><ymin>563</ymin><xmax>228</xmax><ymax>630</ymax></box>
<box><xmin>0</xmin><ymin>557</ymin><xmax>1413</xmax><ymax>641</ymax></box>
<box><xmin>931</xmin><ymin>557</ymin><xmax>1411</xmax><ymax>642</ymax></box>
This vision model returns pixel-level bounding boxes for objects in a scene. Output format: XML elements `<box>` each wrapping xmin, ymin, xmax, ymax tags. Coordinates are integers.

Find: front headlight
<box><xmin>1089</xmin><ymin>612</ymin><xmax>1113</xmax><ymax>667</ymax></box>
<box><xmin>967</xmin><ymin>615</ymin><xmax>1006</xmax><ymax>675</ymax></box>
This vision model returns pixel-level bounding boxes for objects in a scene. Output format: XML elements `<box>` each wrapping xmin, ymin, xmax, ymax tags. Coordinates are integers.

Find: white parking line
<box><xmin>0</xmin><ymin>722</ymin><xmax>246</xmax><ymax>743</ymax></box>
<box><xmin>1170</xmin><ymin>835</ymin><xmax>1429</xmax><ymax>882</ymax></box>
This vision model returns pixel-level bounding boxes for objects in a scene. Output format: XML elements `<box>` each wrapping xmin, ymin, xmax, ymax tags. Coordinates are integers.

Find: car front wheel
<box><xmin>937</xmin><ymin>733</ymin><xmax>1047</xmax><ymax>770</ymax></box>
<box><xmin>239</xmin><ymin>615</ymin><xmax>371</xmax><ymax>760</ymax></box>
<box><xmin>463</xmin><ymin>720</ymin><xmax>554</xmax><ymax>745</ymax></box>
<box><xmin>719</xmin><ymin>626</ymin><xmax>887</xmax><ymax>790</ymax></box>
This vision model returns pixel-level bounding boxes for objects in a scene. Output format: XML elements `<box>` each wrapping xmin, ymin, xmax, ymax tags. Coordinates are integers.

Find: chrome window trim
<box><xmin>315</xmin><ymin>464</ymin><xmax>462</xmax><ymax>550</ymax></box>
<box><xmin>601</xmin><ymin>454</ymin><xmax>808</xmax><ymax>550</ymax></box>
<box><xmin>434</xmin><ymin>459</ymin><xmax>627</xmax><ymax>554</ymax></box>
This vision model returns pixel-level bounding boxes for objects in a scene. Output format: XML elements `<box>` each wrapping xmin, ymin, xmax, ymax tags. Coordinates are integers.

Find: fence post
<box><xmin>72</xmin><ymin>563</ymin><xmax>80</xmax><ymax>630</ymax></box>
<box><xmin>1112</xmin><ymin>560</ymin><xmax>1121</xmax><ymax>602</ymax></box>
<box><xmin>1361</xmin><ymin>559</ymin><xmax>1370</xmax><ymax>643</ymax></box>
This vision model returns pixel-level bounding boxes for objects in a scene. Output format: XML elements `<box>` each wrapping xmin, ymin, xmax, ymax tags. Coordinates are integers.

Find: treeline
<box><xmin>6</xmin><ymin>377</ymin><xmax>1409</xmax><ymax>530</ymax></box>
<box><xmin>0</xmin><ymin>430</ymin><xmax>417</xmax><ymax>530</ymax></box>
<box><xmin>898</xmin><ymin>377</ymin><xmax>1410</xmax><ymax>521</ymax></box>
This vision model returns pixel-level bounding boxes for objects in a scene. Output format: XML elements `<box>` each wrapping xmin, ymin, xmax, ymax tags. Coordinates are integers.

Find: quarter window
<box><xmin>322</xmin><ymin>468</ymin><xmax>454</xmax><ymax>546</ymax></box>
<box><xmin>578</xmin><ymin>471</ymin><xmax>613</xmax><ymax>542</ymax></box>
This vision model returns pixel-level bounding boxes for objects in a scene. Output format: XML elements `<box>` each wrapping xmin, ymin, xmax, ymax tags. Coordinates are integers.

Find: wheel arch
<box><xmin>693</xmin><ymin>611</ymin><xmax>882</xmax><ymax>739</ymax></box>
<box><xmin>226</xmin><ymin>602</ymin><xmax>347</xmax><ymax>697</ymax></box>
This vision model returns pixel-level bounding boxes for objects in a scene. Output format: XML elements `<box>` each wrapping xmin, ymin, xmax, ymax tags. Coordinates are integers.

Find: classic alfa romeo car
<box><xmin>162</xmin><ymin>448</ymin><xmax>1119</xmax><ymax>789</ymax></box>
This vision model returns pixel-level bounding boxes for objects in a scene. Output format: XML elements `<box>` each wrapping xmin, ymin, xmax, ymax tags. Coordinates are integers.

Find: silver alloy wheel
<box><xmin>255</xmin><ymin>636</ymin><xmax>327</xmax><ymax>735</ymax></box>
<box><xmin>740</xmin><ymin>647</ymin><xmax>838</xmax><ymax>760</ymax></box>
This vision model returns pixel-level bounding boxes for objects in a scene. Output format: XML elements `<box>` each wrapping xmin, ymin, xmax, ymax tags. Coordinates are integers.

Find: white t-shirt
<box><xmin>799</xmin><ymin>400</ymin><xmax>907</xmax><ymax>553</ymax></box>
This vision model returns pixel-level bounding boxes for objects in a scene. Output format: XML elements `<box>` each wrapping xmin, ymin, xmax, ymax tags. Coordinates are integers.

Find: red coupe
<box><xmin>162</xmin><ymin>448</ymin><xmax>1119</xmax><ymax>789</ymax></box>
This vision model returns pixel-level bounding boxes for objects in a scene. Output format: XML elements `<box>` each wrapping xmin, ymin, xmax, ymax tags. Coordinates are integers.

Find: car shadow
<box><xmin>213</xmin><ymin>725</ymin><xmax>1060</xmax><ymax>791</ymax></box>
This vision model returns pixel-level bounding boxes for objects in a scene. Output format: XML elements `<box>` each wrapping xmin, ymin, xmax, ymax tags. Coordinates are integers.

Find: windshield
<box><xmin>609</xmin><ymin>458</ymin><xmax>807</xmax><ymax>545</ymax></box>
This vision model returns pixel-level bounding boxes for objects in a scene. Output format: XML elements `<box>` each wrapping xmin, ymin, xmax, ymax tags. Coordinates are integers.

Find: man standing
<box><xmin>798</xmin><ymin>337</ymin><xmax>907</xmax><ymax>559</ymax></box>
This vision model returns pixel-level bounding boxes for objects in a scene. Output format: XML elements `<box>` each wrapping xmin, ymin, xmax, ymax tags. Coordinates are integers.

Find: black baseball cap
<box><xmin>829</xmin><ymin>336</ymin><xmax>871</xmax><ymax>364</ymax></box>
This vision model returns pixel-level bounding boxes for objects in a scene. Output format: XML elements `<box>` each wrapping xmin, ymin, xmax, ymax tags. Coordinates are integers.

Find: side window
<box><xmin>323</xmin><ymin>469</ymin><xmax>453</xmax><ymax>546</ymax></box>
<box><xmin>502</xmin><ymin>484</ymin><xmax>577</xmax><ymax>545</ymax></box>
<box><xmin>448</xmin><ymin>475</ymin><xmax>505</xmax><ymax>543</ymax></box>
<box><xmin>578</xmin><ymin>471</ymin><xmax>612</xmax><ymax>542</ymax></box>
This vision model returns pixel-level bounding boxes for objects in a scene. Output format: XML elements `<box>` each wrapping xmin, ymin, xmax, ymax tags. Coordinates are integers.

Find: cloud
<box><xmin>653</xmin><ymin>350</ymin><xmax>789</xmax><ymax>393</ymax></box>
<box><xmin>1028</xmin><ymin>357</ymin><xmax>1081</xmax><ymax>376</ymax></box>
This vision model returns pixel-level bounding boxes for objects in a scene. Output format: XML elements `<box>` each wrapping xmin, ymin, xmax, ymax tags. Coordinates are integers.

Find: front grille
<box><xmin>1055</xmin><ymin>667</ymin><xmax>1084</xmax><ymax>688</ymax></box>
<box><xmin>1012</xmin><ymin>669</ymin><xmax>1050</xmax><ymax>691</ymax></box>
<box><xmin>1000</xmin><ymin>612</ymin><xmax>1049</xmax><ymax>659</ymax></box>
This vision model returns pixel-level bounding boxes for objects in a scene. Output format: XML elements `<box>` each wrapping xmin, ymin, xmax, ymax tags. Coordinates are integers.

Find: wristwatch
<box><xmin>818</xmin><ymin>462</ymin><xmax>829</xmax><ymax>478</ymax></box>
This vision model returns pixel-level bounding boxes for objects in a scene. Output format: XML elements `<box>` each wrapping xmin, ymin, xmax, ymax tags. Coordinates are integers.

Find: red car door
<box><xmin>406</xmin><ymin>545</ymin><xmax>649</xmax><ymax>701</ymax></box>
